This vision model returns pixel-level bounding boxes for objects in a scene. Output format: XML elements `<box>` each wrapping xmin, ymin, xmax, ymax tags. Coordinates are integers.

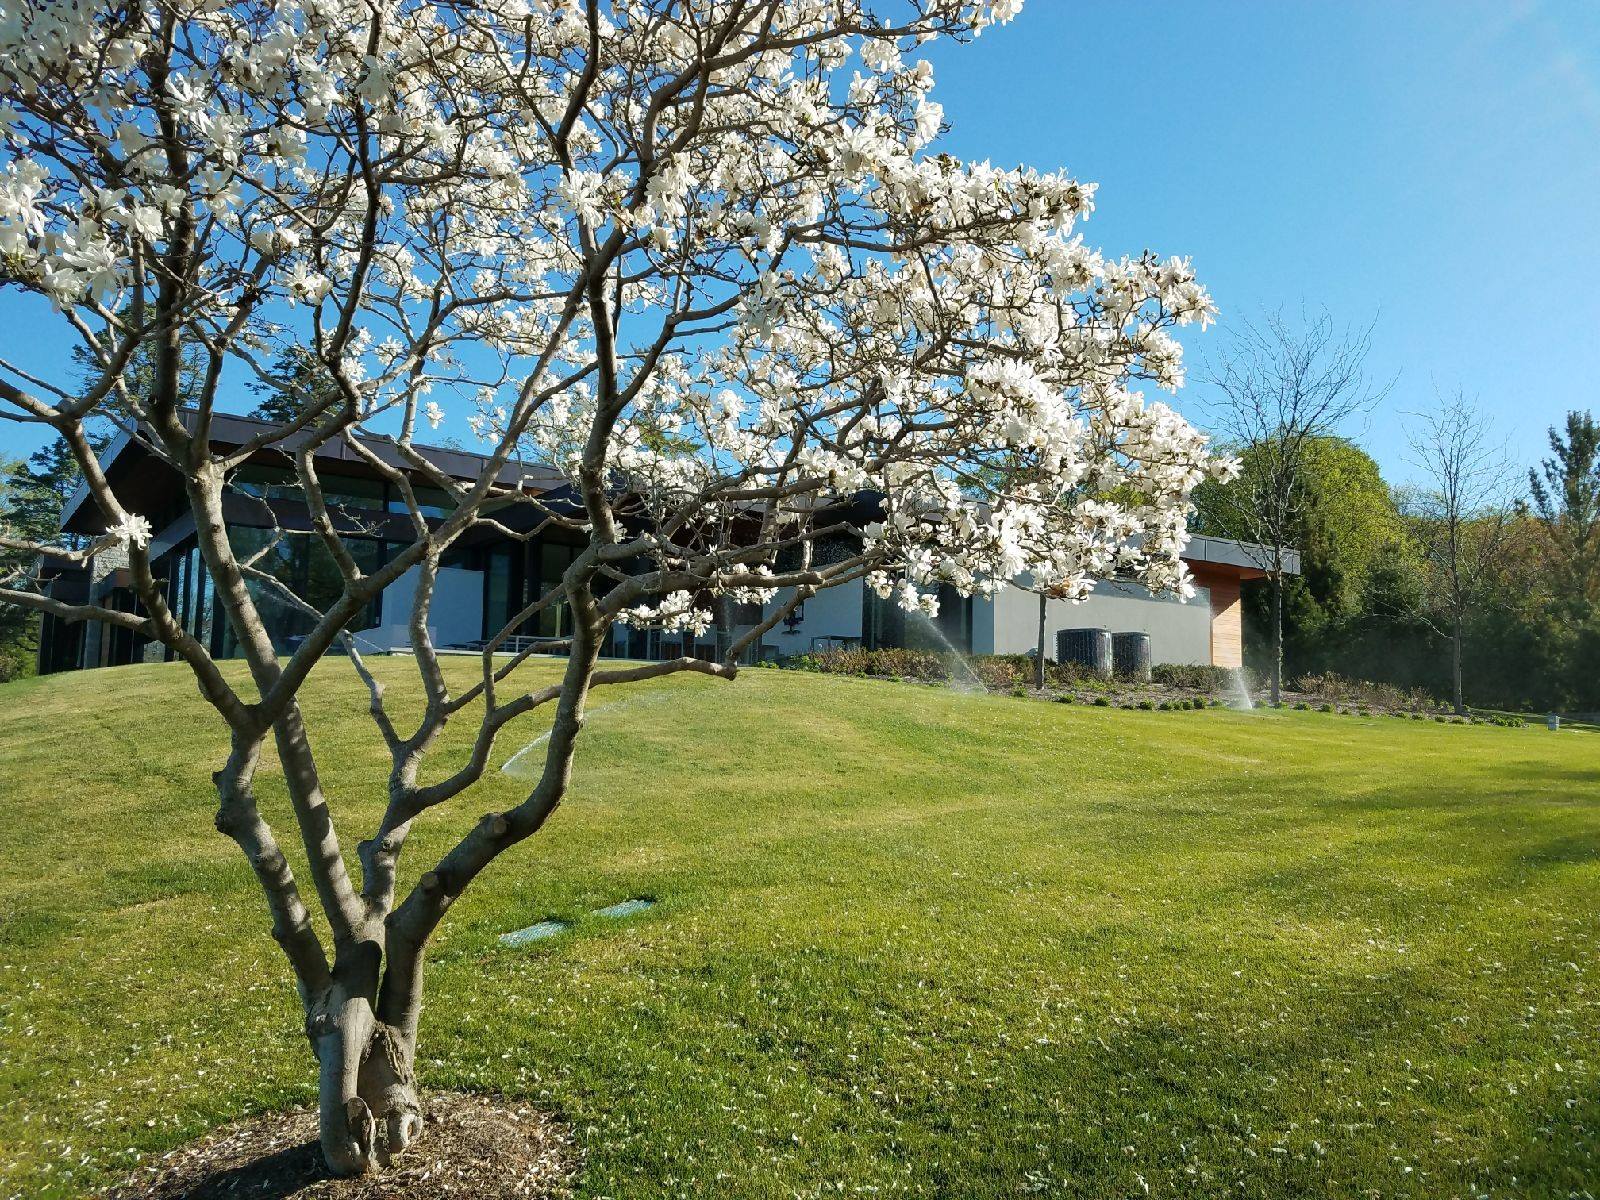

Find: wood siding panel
<box><xmin>1198</xmin><ymin>569</ymin><xmax>1243</xmax><ymax>669</ymax></box>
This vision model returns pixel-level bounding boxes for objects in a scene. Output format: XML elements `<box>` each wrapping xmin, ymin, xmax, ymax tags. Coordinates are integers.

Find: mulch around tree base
<box><xmin>104</xmin><ymin>1092</ymin><xmax>577</xmax><ymax>1199</ymax></box>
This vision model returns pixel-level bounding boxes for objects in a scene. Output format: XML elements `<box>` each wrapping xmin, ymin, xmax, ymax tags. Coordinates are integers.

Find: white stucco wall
<box><xmin>978</xmin><ymin>574</ymin><xmax>1214</xmax><ymax>666</ymax></box>
<box><xmin>761</xmin><ymin>580</ymin><xmax>865</xmax><ymax>656</ymax></box>
<box><xmin>375</xmin><ymin>563</ymin><xmax>484</xmax><ymax>650</ymax></box>
<box><xmin>712</xmin><ymin>572</ymin><xmax>1219</xmax><ymax>665</ymax></box>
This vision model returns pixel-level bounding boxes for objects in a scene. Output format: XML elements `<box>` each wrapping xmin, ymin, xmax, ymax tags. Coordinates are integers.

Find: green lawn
<box><xmin>1</xmin><ymin>660</ymin><xmax>1598</xmax><ymax>1199</ymax></box>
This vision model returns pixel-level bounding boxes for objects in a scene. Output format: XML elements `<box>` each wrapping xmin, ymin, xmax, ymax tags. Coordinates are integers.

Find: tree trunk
<box><xmin>1270</xmin><ymin>573</ymin><xmax>1283</xmax><ymax>706</ymax></box>
<box><xmin>1451</xmin><ymin>611</ymin><xmax>1464</xmax><ymax>715</ymax></box>
<box><xmin>1034</xmin><ymin>591</ymin><xmax>1047</xmax><ymax>691</ymax></box>
<box><xmin>314</xmin><ymin>983</ymin><xmax>423</xmax><ymax>1175</ymax></box>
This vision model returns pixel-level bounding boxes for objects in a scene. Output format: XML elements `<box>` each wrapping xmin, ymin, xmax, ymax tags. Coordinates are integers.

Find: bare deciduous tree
<box><xmin>1201</xmin><ymin>309</ymin><xmax>1387</xmax><ymax>704</ymax></box>
<box><xmin>1402</xmin><ymin>390</ymin><xmax>1516</xmax><ymax>713</ymax></box>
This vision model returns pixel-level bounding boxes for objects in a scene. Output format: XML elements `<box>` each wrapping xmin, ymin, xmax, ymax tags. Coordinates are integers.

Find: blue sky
<box><xmin>3</xmin><ymin>0</ymin><xmax>1597</xmax><ymax>486</ymax></box>
<box><xmin>921</xmin><ymin>0</ymin><xmax>1600</xmax><ymax>483</ymax></box>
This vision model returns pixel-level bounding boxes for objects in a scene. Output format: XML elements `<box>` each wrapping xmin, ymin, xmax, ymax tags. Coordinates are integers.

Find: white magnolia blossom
<box><xmin>2</xmin><ymin>0</ymin><xmax>1223</xmax><ymax>622</ymax></box>
<box><xmin>104</xmin><ymin>512</ymin><xmax>152</xmax><ymax>550</ymax></box>
<box><xmin>617</xmin><ymin>591</ymin><xmax>714</xmax><ymax>637</ymax></box>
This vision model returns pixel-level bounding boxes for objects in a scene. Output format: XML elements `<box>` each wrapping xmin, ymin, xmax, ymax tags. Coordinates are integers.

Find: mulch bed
<box><xmin>104</xmin><ymin>1092</ymin><xmax>577</xmax><ymax>1199</ymax></box>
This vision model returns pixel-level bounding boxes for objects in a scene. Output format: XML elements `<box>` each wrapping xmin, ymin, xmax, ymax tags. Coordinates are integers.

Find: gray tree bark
<box><xmin>1452</xmin><ymin>613</ymin><xmax>1465</xmax><ymax>715</ymax></box>
<box><xmin>1269</xmin><ymin>572</ymin><xmax>1284</xmax><ymax>706</ymax></box>
<box><xmin>1034</xmin><ymin>591</ymin><xmax>1047</xmax><ymax>691</ymax></box>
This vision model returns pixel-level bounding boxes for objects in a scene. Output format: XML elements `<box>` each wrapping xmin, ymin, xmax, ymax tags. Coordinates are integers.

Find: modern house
<box><xmin>33</xmin><ymin>413</ymin><xmax>1295</xmax><ymax>674</ymax></box>
<box><xmin>768</xmin><ymin>533</ymin><xmax>1292</xmax><ymax>670</ymax></box>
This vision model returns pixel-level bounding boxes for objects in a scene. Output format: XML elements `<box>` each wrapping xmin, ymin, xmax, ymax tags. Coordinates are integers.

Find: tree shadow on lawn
<box><xmin>598</xmin><ymin>933</ymin><xmax>1600</xmax><ymax>1198</ymax></box>
<box><xmin>1160</xmin><ymin>811</ymin><xmax>1600</xmax><ymax>967</ymax></box>
<box><xmin>1503</xmin><ymin>829</ymin><xmax>1600</xmax><ymax>871</ymax></box>
<box><xmin>1019</xmin><ymin>763</ymin><xmax>1600</xmax><ymax>932</ymax></box>
<box><xmin>1478</xmin><ymin>755</ymin><xmax>1600</xmax><ymax>791</ymax></box>
<box><xmin>172</xmin><ymin>1141</ymin><xmax>323</xmax><ymax>1200</ymax></box>
<box><xmin>104</xmin><ymin>1092</ymin><xmax>576</xmax><ymax>1200</ymax></box>
<box><xmin>1051</xmin><ymin>971</ymin><xmax>1598</xmax><ymax>1196</ymax></box>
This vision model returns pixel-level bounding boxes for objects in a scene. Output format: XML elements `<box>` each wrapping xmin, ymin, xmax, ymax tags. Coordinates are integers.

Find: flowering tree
<box><xmin>0</xmin><ymin>0</ymin><xmax>1226</xmax><ymax>1175</ymax></box>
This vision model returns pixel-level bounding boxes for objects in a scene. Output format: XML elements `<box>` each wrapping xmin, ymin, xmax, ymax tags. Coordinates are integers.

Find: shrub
<box><xmin>973</xmin><ymin>655</ymin><xmax>1023</xmax><ymax>690</ymax></box>
<box><xmin>1293</xmin><ymin>671</ymin><xmax>1434</xmax><ymax>712</ymax></box>
<box><xmin>0</xmin><ymin>646</ymin><xmax>36</xmax><ymax>683</ymax></box>
<box><xmin>1055</xmin><ymin>693</ymin><xmax>1075</xmax><ymax>704</ymax></box>
<box><xmin>1150</xmin><ymin>663</ymin><xmax>1245</xmax><ymax>693</ymax></box>
<box><xmin>781</xmin><ymin>648</ymin><xmax>948</xmax><ymax>680</ymax></box>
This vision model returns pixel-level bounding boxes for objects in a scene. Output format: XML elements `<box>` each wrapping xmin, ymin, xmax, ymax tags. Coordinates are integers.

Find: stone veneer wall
<box><xmin>79</xmin><ymin>544</ymin><xmax>130</xmax><ymax>669</ymax></box>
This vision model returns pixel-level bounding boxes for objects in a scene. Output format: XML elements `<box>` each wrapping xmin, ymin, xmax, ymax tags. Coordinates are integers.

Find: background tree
<box><xmin>1030</xmin><ymin>582</ymin><xmax>1077</xmax><ymax>690</ymax></box>
<box><xmin>1527</xmin><ymin>410</ymin><xmax>1600</xmax><ymax>618</ymax></box>
<box><xmin>0</xmin><ymin>0</ymin><xmax>1225</xmax><ymax>1177</ymax></box>
<box><xmin>1281</xmin><ymin>438</ymin><xmax>1407</xmax><ymax>665</ymax></box>
<box><xmin>0</xmin><ymin>432</ymin><xmax>112</xmax><ymax>679</ymax></box>
<box><xmin>1195</xmin><ymin>436</ymin><xmax>1414</xmax><ymax>687</ymax></box>
<box><xmin>1198</xmin><ymin>310</ymin><xmax>1387</xmax><ymax>704</ymax></box>
<box><xmin>68</xmin><ymin>312</ymin><xmax>207</xmax><ymax>423</ymax></box>
<box><xmin>1462</xmin><ymin>510</ymin><xmax>1583</xmax><ymax>712</ymax></box>
<box><xmin>1192</xmin><ymin>406</ymin><xmax>1600</xmax><ymax>715</ymax></box>
<box><xmin>1</xmin><ymin>438</ymin><xmax>89</xmax><ymax>547</ymax></box>
<box><xmin>1402</xmin><ymin>391</ymin><xmax>1516</xmax><ymax>713</ymax></box>
<box><xmin>0</xmin><ymin>457</ymin><xmax>28</xmax><ymax>679</ymax></box>
<box><xmin>249</xmin><ymin>344</ymin><xmax>338</xmax><ymax>425</ymax></box>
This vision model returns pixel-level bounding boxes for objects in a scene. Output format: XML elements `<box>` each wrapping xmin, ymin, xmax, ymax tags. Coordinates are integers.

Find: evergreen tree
<box><xmin>69</xmin><ymin>320</ymin><xmax>207</xmax><ymax>421</ymax></box>
<box><xmin>0</xmin><ymin>432</ymin><xmax>109</xmax><ymax>677</ymax></box>
<box><xmin>249</xmin><ymin>345</ymin><xmax>337</xmax><ymax>424</ymax></box>
<box><xmin>1527</xmin><ymin>410</ymin><xmax>1600</xmax><ymax>617</ymax></box>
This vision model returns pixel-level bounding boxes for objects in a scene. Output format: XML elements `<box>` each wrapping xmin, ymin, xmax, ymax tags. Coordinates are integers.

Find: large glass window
<box><xmin>166</xmin><ymin>546</ymin><xmax>188</xmax><ymax>630</ymax></box>
<box><xmin>222</xmin><ymin>528</ymin><xmax>299</xmax><ymax>657</ymax></box>
<box><xmin>323</xmin><ymin>476</ymin><xmax>385</xmax><ymax>513</ymax></box>
<box><xmin>387</xmin><ymin>485</ymin><xmax>456</xmax><ymax>520</ymax></box>
<box><xmin>191</xmin><ymin>547</ymin><xmax>215</xmax><ymax>650</ymax></box>
<box><xmin>534</xmin><ymin>540</ymin><xmax>581</xmax><ymax>638</ymax></box>
<box><xmin>229</xmin><ymin>464</ymin><xmax>299</xmax><ymax>501</ymax></box>
<box><xmin>159</xmin><ymin>543</ymin><xmax>218</xmax><ymax>657</ymax></box>
<box><xmin>485</xmin><ymin>547</ymin><xmax>514</xmax><ymax>640</ymax></box>
<box><xmin>304</xmin><ymin>540</ymin><xmax>347</xmax><ymax>616</ymax></box>
<box><xmin>866</xmin><ymin>582</ymin><xmax>971</xmax><ymax>653</ymax></box>
<box><xmin>230</xmin><ymin>465</ymin><xmax>385</xmax><ymax>514</ymax></box>
<box><xmin>218</xmin><ymin>528</ymin><xmax>383</xmax><ymax>657</ymax></box>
